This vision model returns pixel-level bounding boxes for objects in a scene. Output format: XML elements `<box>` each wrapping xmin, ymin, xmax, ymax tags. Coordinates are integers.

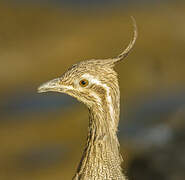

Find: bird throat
<box><xmin>73</xmin><ymin>90</ymin><xmax>126</xmax><ymax>180</ymax></box>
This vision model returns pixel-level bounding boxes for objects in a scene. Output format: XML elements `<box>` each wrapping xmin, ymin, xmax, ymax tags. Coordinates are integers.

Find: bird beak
<box><xmin>37</xmin><ymin>78</ymin><xmax>61</xmax><ymax>93</ymax></box>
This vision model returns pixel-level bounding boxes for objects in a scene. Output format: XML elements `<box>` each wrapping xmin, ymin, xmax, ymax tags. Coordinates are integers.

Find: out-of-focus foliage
<box><xmin>0</xmin><ymin>1</ymin><xmax>185</xmax><ymax>179</ymax></box>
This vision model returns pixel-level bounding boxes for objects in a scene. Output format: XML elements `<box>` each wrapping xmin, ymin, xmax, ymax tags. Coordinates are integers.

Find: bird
<box><xmin>38</xmin><ymin>18</ymin><xmax>137</xmax><ymax>180</ymax></box>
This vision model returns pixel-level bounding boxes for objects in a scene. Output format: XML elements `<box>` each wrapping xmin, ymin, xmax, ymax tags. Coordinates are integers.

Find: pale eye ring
<box><xmin>79</xmin><ymin>79</ymin><xmax>89</xmax><ymax>87</ymax></box>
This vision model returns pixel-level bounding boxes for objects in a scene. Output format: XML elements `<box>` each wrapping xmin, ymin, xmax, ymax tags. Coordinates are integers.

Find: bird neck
<box><xmin>73</xmin><ymin>87</ymin><xmax>126</xmax><ymax>180</ymax></box>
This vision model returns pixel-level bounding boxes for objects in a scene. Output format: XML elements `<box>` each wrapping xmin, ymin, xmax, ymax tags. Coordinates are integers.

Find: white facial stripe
<box><xmin>81</xmin><ymin>74</ymin><xmax>115</xmax><ymax>123</ymax></box>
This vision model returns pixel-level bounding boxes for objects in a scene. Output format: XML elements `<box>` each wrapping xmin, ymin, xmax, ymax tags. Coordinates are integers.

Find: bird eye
<box><xmin>79</xmin><ymin>79</ymin><xmax>89</xmax><ymax>87</ymax></box>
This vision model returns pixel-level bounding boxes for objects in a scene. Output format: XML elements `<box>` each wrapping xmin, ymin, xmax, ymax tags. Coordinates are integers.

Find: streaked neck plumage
<box><xmin>38</xmin><ymin>17</ymin><xmax>137</xmax><ymax>180</ymax></box>
<box><xmin>73</xmin><ymin>78</ymin><xmax>126</xmax><ymax>180</ymax></box>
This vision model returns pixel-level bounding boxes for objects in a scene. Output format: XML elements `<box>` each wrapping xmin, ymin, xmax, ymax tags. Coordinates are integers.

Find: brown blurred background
<box><xmin>0</xmin><ymin>0</ymin><xmax>185</xmax><ymax>180</ymax></box>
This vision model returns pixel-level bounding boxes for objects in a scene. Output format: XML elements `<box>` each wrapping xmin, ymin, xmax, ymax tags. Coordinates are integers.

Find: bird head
<box><xmin>38</xmin><ymin>18</ymin><xmax>137</xmax><ymax>107</ymax></box>
<box><xmin>38</xmin><ymin>60</ymin><xmax>117</xmax><ymax>107</ymax></box>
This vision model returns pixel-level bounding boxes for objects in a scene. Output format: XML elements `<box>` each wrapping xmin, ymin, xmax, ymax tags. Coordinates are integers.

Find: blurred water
<box><xmin>122</xmin><ymin>90</ymin><xmax>185</xmax><ymax>125</ymax></box>
<box><xmin>0</xmin><ymin>92</ymin><xmax>76</xmax><ymax>121</ymax></box>
<box><xmin>119</xmin><ymin>90</ymin><xmax>185</xmax><ymax>148</ymax></box>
